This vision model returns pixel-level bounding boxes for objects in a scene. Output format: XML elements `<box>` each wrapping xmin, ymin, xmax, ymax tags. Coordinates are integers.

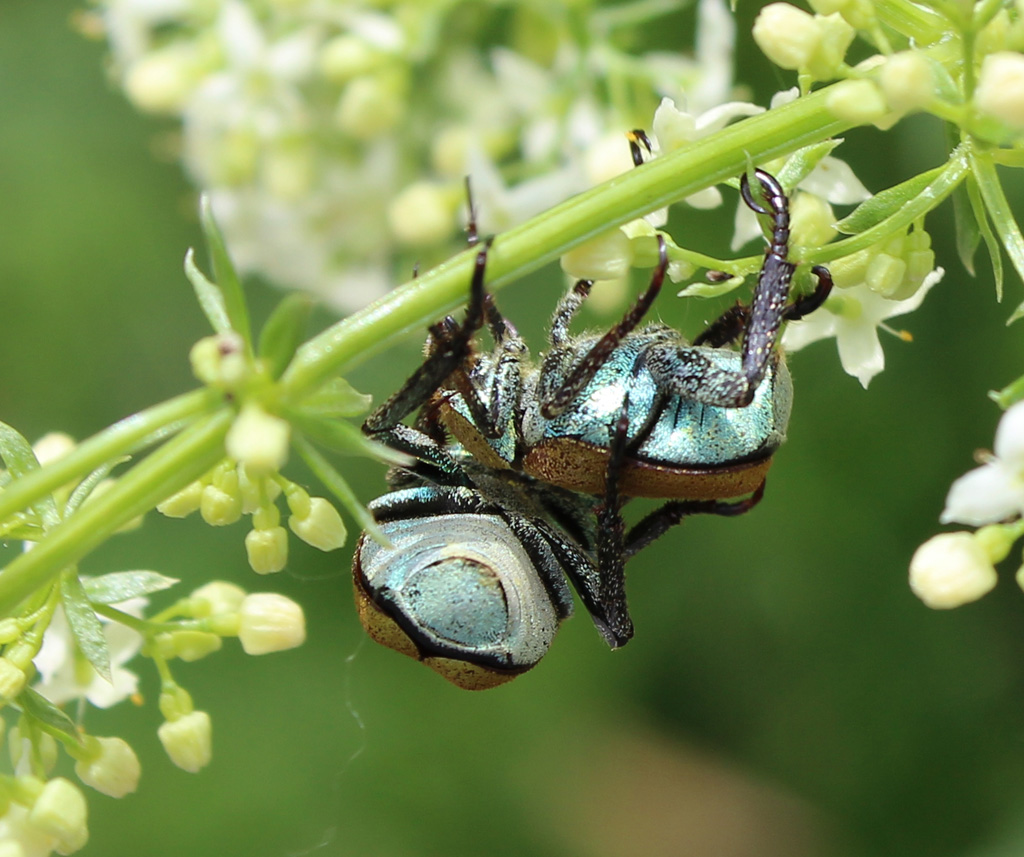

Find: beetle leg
<box><xmin>363</xmin><ymin>240</ymin><xmax>491</xmax><ymax>449</ymax></box>
<box><xmin>647</xmin><ymin>170</ymin><xmax>831</xmax><ymax>407</ymax></box>
<box><xmin>623</xmin><ymin>481</ymin><xmax>766</xmax><ymax>559</ymax></box>
<box><xmin>540</xmin><ymin>235</ymin><xmax>669</xmax><ymax>419</ymax></box>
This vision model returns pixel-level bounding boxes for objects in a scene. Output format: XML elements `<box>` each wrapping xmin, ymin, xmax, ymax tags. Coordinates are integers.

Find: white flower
<box><xmin>33</xmin><ymin>598</ymin><xmax>146</xmax><ymax>709</ymax></box>
<box><xmin>909</xmin><ymin>532</ymin><xmax>998</xmax><ymax>609</ymax></box>
<box><xmin>942</xmin><ymin>401</ymin><xmax>1024</xmax><ymax>525</ymax></box>
<box><xmin>0</xmin><ymin>801</ymin><xmax>60</xmax><ymax>857</ymax></box>
<box><xmin>781</xmin><ymin>268</ymin><xmax>942</xmax><ymax>387</ymax></box>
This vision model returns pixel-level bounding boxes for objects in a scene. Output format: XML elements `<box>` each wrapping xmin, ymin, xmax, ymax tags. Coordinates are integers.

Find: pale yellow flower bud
<box><xmin>226</xmin><ymin>404</ymin><xmax>290</xmax><ymax>477</ymax></box>
<box><xmin>200</xmin><ymin>484</ymin><xmax>243</xmax><ymax>526</ymax></box>
<box><xmin>32</xmin><ymin>433</ymin><xmax>76</xmax><ymax>466</ymax></box>
<box><xmin>157</xmin><ymin>480</ymin><xmax>204</xmax><ymax>518</ymax></box>
<box><xmin>865</xmin><ymin>253</ymin><xmax>908</xmax><ymax>297</ymax></box>
<box><xmin>74</xmin><ymin>737</ymin><xmax>140</xmax><ymax>799</ymax></box>
<box><xmin>0</xmin><ymin>659</ymin><xmax>26</xmax><ymax>700</ymax></box>
<box><xmin>154</xmin><ymin>630</ymin><xmax>223</xmax><ymax>662</ymax></box>
<box><xmin>319</xmin><ymin>35</ymin><xmax>383</xmax><ymax>83</ymax></box>
<box><xmin>28</xmin><ymin>778</ymin><xmax>88</xmax><ymax>854</ymax></box>
<box><xmin>335</xmin><ymin>74</ymin><xmax>404</xmax><ymax>139</ymax></box>
<box><xmin>910</xmin><ymin>532</ymin><xmax>997</xmax><ymax>609</ymax></box>
<box><xmin>753</xmin><ymin>4</ymin><xmax>821</xmax><ymax>70</ymax></box>
<box><xmin>879</xmin><ymin>52</ymin><xmax>935</xmax><ymax>112</ymax></box>
<box><xmin>189</xmin><ymin>332</ymin><xmax>247</xmax><ymax>388</ymax></box>
<box><xmin>245</xmin><ymin>526</ymin><xmax>289</xmax><ymax>574</ymax></box>
<box><xmin>789</xmin><ymin>193</ymin><xmax>836</xmax><ymax>247</ymax></box>
<box><xmin>238</xmin><ymin>593</ymin><xmax>306</xmax><ymax>655</ymax></box>
<box><xmin>158</xmin><ymin>711</ymin><xmax>212</xmax><ymax>773</ymax></box>
<box><xmin>825</xmin><ymin>79</ymin><xmax>887</xmax><ymax>123</ymax></box>
<box><xmin>388</xmin><ymin>182</ymin><xmax>458</xmax><ymax>247</ymax></box>
<box><xmin>289</xmin><ymin>496</ymin><xmax>347</xmax><ymax>551</ymax></box>
<box><xmin>124</xmin><ymin>47</ymin><xmax>197</xmax><ymax>113</ymax></box>
<box><xmin>975</xmin><ymin>52</ymin><xmax>1024</xmax><ymax>131</ymax></box>
<box><xmin>560</xmin><ymin>229</ymin><xmax>634</xmax><ymax>281</ymax></box>
<box><xmin>191</xmin><ymin>581</ymin><xmax>247</xmax><ymax>617</ymax></box>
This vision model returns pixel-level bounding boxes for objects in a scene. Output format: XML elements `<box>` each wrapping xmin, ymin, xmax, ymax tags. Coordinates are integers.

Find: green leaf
<box><xmin>258</xmin><ymin>294</ymin><xmax>314</xmax><ymax>379</ymax></box>
<box><xmin>60</xmin><ymin>572</ymin><xmax>111</xmax><ymax>682</ymax></box>
<box><xmin>200</xmin><ymin>194</ymin><xmax>253</xmax><ymax>352</ymax></box>
<box><xmin>965</xmin><ymin>172</ymin><xmax>1003</xmax><ymax>300</ymax></box>
<box><xmin>289</xmin><ymin>412</ymin><xmax>410</xmax><ymax>465</ymax></box>
<box><xmin>777</xmin><ymin>139</ymin><xmax>842</xmax><ymax>189</ymax></box>
<box><xmin>293</xmin><ymin>435</ymin><xmax>388</xmax><ymax>544</ymax></box>
<box><xmin>835</xmin><ymin>166</ymin><xmax>946</xmax><ymax>235</ymax></box>
<box><xmin>676</xmin><ymin>277</ymin><xmax>746</xmax><ymax>299</ymax></box>
<box><xmin>952</xmin><ymin>177</ymin><xmax>980</xmax><ymax>276</ymax></box>
<box><xmin>184</xmin><ymin>248</ymin><xmax>232</xmax><ymax>335</ymax></box>
<box><xmin>970</xmin><ymin>153</ymin><xmax>1024</xmax><ymax>313</ymax></box>
<box><xmin>19</xmin><ymin>688</ymin><xmax>83</xmax><ymax>746</ymax></box>
<box><xmin>0</xmin><ymin>421</ymin><xmax>61</xmax><ymax>530</ymax></box>
<box><xmin>298</xmin><ymin>377</ymin><xmax>373</xmax><ymax>419</ymax></box>
<box><xmin>65</xmin><ymin>457</ymin><xmax>128</xmax><ymax>515</ymax></box>
<box><xmin>84</xmin><ymin>570</ymin><xmax>179</xmax><ymax>604</ymax></box>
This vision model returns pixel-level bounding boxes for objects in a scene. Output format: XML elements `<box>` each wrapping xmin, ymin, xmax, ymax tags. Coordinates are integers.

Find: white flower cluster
<box><xmin>91</xmin><ymin>0</ymin><xmax>743</xmax><ymax>312</ymax></box>
<box><xmin>910</xmin><ymin>402</ymin><xmax>1024</xmax><ymax>609</ymax></box>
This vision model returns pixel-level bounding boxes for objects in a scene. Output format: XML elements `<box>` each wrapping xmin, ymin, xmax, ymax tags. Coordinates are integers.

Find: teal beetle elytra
<box><xmin>353</xmin><ymin>168</ymin><xmax>833</xmax><ymax>689</ymax></box>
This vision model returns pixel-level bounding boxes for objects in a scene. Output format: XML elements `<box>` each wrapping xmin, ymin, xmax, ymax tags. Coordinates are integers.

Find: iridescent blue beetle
<box><xmin>353</xmin><ymin>167</ymin><xmax>833</xmax><ymax>689</ymax></box>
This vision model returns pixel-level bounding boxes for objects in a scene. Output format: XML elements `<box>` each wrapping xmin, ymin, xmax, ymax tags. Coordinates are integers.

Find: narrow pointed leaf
<box><xmin>84</xmin><ymin>570</ymin><xmax>179</xmax><ymax>604</ymax></box>
<box><xmin>0</xmin><ymin>421</ymin><xmax>61</xmax><ymax>529</ymax></box>
<box><xmin>293</xmin><ymin>435</ymin><xmax>388</xmax><ymax>544</ymax></box>
<box><xmin>299</xmin><ymin>377</ymin><xmax>373</xmax><ymax>418</ymax></box>
<box><xmin>184</xmin><ymin>248</ymin><xmax>232</xmax><ymax>335</ymax></box>
<box><xmin>60</xmin><ymin>572</ymin><xmax>111</xmax><ymax>682</ymax></box>
<box><xmin>65</xmin><ymin>458</ymin><xmax>127</xmax><ymax>515</ymax></box>
<box><xmin>289</xmin><ymin>412</ymin><xmax>411</xmax><ymax>466</ymax></box>
<box><xmin>835</xmin><ymin>166</ymin><xmax>945</xmax><ymax>235</ymax></box>
<box><xmin>777</xmin><ymin>139</ymin><xmax>842</xmax><ymax>189</ymax></box>
<box><xmin>259</xmin><ymin>294</ymin><xmax>314</xmax><ymax>379</ymax></box>
<box><xmin>966</xmin><ymin>168</ymin><xmax>1004</xmax><ymax>301</ymax></box>
<box><xmin>971</xmin><ymin>153</ymin><xmax>1024</xmax><ymax>307</ymax></box>
<box><xmin>952</xmin><ymin>179</ymin><xmax>980</xmax><ymax>276</ymax></box>
<box><xmin>200</xmin><ymin>194</ymin><xmax>253</xmax><ymax>352</ymax></box>
<box><xmin>19</xmin><ymin>688</ymin><xmax>83</xmax><ymax>745</ymax></box>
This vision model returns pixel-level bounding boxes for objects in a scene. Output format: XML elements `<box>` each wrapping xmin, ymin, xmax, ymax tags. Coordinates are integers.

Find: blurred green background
<box><xmin>5</xmin><ymin>3</ymin><xmax>1024</xmax><ymax>856</ymax></box>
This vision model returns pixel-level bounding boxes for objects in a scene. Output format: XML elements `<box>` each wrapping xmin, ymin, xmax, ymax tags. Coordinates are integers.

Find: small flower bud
<box><xmin>191</xmin><ymin>581</ymin><xmax>247</xmax><ymax>617</ymax></box>
<box><xmin>753</xmin><ymin>4</ymin><xmax>821</xmax><ymax>70</ymax></box>
<box><xmin>319</xmin><ymin>35</ymin><xmax>383</xmax><ymax>83</ymax></box>
<box><xmin>200</xmin><ymin>484</ymin><xmax>243</xmax><ymax>526</ymax></box>
<box><xmin>387</xmin><ymin>182</ymin><xmax>458</xmax><ymax>247</ymax></box>
<box><xmin>74</xmin><ymin>737</ymin><xmax>140</xmax><ymax>799</ymax></box>
<box><xmin>335</xmin><ymin>73</ymin><xmax>404</xmax><ymax>138</ymax></box>
<box><xmin>865</xmin><ymin>253</ymin><xmax>908</xmax><ymax>297</ymax></box>
<box><xmin>910</xmin><ymin>532</ymin><xmax>998</xmax><ymax>609</ymax></box>
<box><xmin>807</xmin><ymin>13</ymin><xmax>855</xmax><ymax>79</ymax></box>
<box><xmin>32</xmin><ymin>433</ymin><xmax>76</xmax><ymax>466</ymax></box>
<box><xmin>975</xmin><ymin>52</ymin><xmax>1024</xmax><ymax>131</ymax></box>
<box><xmin>0</xmin><ymin>659</ymin><xmax>27</xmax><ymax>700</ymax></box>
<box><xmin>124</xmin><ymin>47</ymin><xmax>197</xmax><ymax>114</ymax></box>
<box><xmin>560</xmin><ymin>229</ymin><xmax>634</xmax><ymax>281</ymax></box>
<box><xmin>158</xmin><ymin>711</ymin><xmax>212</xmax><ymax>773</ymax></box>
<box><xmin>879</xmin><ymin>52</ymin><xmax>935</xmax><ymax>112</ymax></box>
<box><xmin>226</xmin><ymin>404</ymin><xmax>290</xmax><ymax>476</ymax></box>
<box><xmin>28</xmin><ymin>778</ymin><xmax>88</xmax><ymax>854</ymax></box>
<box><xmin>825</xmin><ymin>80</ymin><xmax>888</xmax><ymax>123</ymax></box>
<box><xmin>245</xmin><ymin>526</ymin><xmax>289</xmax><ymax>574</ymax></box>
<box><xmin>789</xmin><ymin>193</ymin><xmax>837</xmax><ymax>247</ymax></box>
<box><xmin>289</xmin><ymin>496</ymin><xmax>347</xmax><ymax>551</ymax></box>
<box><xmin>157</xmin><ymin>481</ymin><xmax>204</xmax><ymax>518</ymax></box>
<box><xmin>154</xmin><ymin>630</ymin><xmax>223</xmax><ymax>662</ymax></box>
<box><xmin>189</xmin><ymin>332</ymin><xmax>247</xmax><ymax>389</ymax></box>
<box><xmin>238</xmin><ymin>593</ymin><xmax>306</xmax><ymax>655</ymax></box>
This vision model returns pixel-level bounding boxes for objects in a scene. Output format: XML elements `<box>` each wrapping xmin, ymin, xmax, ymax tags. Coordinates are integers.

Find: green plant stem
<box><xmin>282</xmin><ymin>86</ymin><xmax>854</xmax><ymax>399</ymax></box>
<box><xmin>0</xmin><ymin>388</ymin><xmax>222</xmax><ymax>524</ymax></box>
<box><xmin>0</xmin><ymin>411</ymin><xmax>232</xmax><ymax>617</ymax></box>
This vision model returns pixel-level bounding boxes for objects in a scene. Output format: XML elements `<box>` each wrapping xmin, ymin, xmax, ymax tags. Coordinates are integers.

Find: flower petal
<box><xmin>835</xmin><ymin>317</ymin><xmax>884</xmax><ymax>387</ymax></box>
<box><xmin>941</xmin><ymin>462</ymin><xmax>1024</xmax><ymax>525</ymax></box>
<box><xmin>994</xmin><ymin>400</ymin><xmax>1024</xmax><ymax>464</ymax></box>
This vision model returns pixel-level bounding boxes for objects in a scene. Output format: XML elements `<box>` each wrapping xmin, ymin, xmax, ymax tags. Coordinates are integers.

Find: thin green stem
<box><xmin>0</xmin><ymin>387</ymin><xmax>222</xmax><ymax>524</ymax></box>
<box><xmin>0</xmin><ymin>410</ymin><xmax>233</xmax><ymax>617</ymax></box>
<box><xmin>282</xmin><ymin>87</ymin><xmax>853</xmax><ymax>398</ymax></box>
